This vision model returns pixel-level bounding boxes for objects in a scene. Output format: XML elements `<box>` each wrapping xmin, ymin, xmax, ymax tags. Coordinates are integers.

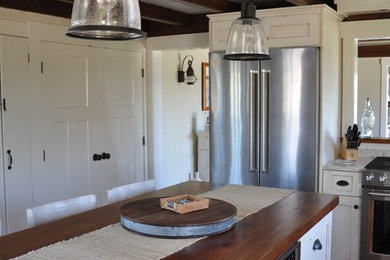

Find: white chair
<box><xmin>107</xmin><ymin>180</ymin><xmax>155</xmax><ymax>204</ymax></box>
<box><xmin>26</xmin><ymin>194</ymin><xmax>97</xmax><ymax>227</ymax></box>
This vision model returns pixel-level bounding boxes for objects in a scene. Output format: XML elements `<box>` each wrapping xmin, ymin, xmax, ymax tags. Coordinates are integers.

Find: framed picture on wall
<box><xmin>202</xmin><ymin>62</ymin><xmax>209</xmax><ymax>111</ymax></box>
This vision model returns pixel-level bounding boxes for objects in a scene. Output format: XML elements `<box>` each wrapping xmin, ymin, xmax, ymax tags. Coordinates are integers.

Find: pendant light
<box><xmin>66</xmin><ymin>0</ymin><xmax>146</xmax><ymax>40</ymax></box>
<box><xmin>224</xmin><ymin>0</ymin><xmax>269</xmax><ymax>60</ymax></box>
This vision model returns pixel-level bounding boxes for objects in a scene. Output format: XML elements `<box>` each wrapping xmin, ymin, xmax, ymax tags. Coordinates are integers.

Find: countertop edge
<box><xmin>164</xmin><ymin>191</ymin><xmax>339</xmax><ymax>260</ymax></box>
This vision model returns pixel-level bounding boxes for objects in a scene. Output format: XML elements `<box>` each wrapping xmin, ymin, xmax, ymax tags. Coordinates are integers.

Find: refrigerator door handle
<box><xmin>261</xmin><ymin>69</ymin><xmax>271</xmax><ymax>174</ymax></box>
<box><xmin>249</xmin><ymin>69</ymin><xmax>259</xmax><ymax>174</ymax></box>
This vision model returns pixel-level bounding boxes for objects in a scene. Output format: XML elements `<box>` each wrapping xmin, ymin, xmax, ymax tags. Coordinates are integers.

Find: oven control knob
<box><xmin>365</xmin><ymin>173</ymin><xmax>374</xmax><ymax>182</ymax></box>
<box><xmin>379</xmin><ymin>174</ymin><xmax>388</xmax><ymax>182</ymax></box>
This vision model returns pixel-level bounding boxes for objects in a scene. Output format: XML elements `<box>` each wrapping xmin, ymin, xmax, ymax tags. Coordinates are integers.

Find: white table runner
<box><xmin>15</xmin><ymin>184</ymin><xmax>293</xmax><ymax>260</ymax></box>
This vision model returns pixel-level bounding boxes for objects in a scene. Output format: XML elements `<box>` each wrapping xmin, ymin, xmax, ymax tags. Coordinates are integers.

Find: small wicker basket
<box><xmin>160</xmin><ymin>194</ymin><xmax>210</xmax><ymax>214</ymax></box>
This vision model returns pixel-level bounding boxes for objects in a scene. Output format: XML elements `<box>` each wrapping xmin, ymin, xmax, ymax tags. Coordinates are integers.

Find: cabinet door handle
<box><xmin>313</xmin><ymin>239</ymin><xmax>322</xmax><ymax>250</ymax></box>
<box><xmin>7</xmin><ymin>150</ymin><xmax>12</xmax><ymax>170</ymax></box>
<box><xmin>336</xmin><ymin>180</ymin><xmax>349</xmax><ymax>186</ymax></box>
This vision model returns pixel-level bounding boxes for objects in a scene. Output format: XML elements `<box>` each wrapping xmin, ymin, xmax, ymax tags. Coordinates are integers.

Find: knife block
<box><xmin>339</xmin><ymin>137</ymin><xmax>359</xmax><ymax>160</ymax></box>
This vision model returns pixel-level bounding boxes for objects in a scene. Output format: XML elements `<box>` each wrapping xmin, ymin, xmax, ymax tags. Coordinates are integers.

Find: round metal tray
<box><xmin>119</xmin><ymin>197</ymin><xmax>237</xmax><ymax>238</ymax></box>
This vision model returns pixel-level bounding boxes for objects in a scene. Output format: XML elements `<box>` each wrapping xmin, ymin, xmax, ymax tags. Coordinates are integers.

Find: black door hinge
<box><xmin>28</xmin><ymin>53</ymin><xmax>30</xmax><ymax>63</ymax></box>
<box><xmin>142</xmin><ymin>68</ymin><xmax>144</xmax><ymax>78</ymax></box>
<box><xmin>2</xmin><ymin>98</ymin><xmax>6</xmax><ymax>111</ymax></box>
<box><xmin>41</xmin><ymin>62</ymin><xmax>43</xmax><ymax>74</ymax></box>
<box><xmin>142</xmin><ymin>136</ymin><xmax>145</xmax><ymax>146</ymax></box>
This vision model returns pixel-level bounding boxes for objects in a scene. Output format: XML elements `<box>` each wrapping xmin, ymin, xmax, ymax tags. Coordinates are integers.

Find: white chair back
<box><xmin>107</xmin><ymin>180</ymin><xmax>155</xmax><ymax>204</ymax></box>
<box><xmin>26</xmin><ymin>194</ymin><xmax>97</xmax><ymax>227</ymax></box>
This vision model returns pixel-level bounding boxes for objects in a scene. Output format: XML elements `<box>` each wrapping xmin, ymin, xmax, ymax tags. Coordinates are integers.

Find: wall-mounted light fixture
<box><xmin>224</xmin><ymin>0</ymin><xmax>269</xmax><ymax>60</ymax></box>
<box><xmin>178</xmin><ymin>55</ymin><xmax>197</xmax><ymax>85</ymax></box>
<box><xmin>66</xmin><ymin>0</ymin><xmax>146</xmax><ymax>40</ymax></box>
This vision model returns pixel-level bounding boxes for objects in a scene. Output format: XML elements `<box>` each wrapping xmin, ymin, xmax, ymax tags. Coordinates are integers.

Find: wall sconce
<box><xmin>178</xmin><ymin>55</ymin><xmax>197</xmax><ymax>85</ymax></box>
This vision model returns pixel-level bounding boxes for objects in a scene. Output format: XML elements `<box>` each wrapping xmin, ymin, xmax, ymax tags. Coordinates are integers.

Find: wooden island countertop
<box><xmin>0</xmin><ymin>181</ymin><xmax>338</xmax><ymax>260</ymax></box>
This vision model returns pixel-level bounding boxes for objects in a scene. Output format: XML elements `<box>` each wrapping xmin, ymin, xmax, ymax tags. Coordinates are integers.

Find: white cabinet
<box><xmin>331</xmin><ymin>196</ymin><xmax>361</xmax><ymax>260</ymax></box>
<box><xmin>38</xmin><ymin>42</ymin><xmax>145</xmax><ymax>206</ymax></box>
<box><xmin>197</xmin><ymin>131</ymin><xmax>209</xmax><ymax>182</ymax></box>
<box><xmin>299</xmin><ymin>212</ymin><xmax>333</xmax><ymax>260</ymax></box>
<box><xmin>0</xmin><ymin>19</ymin><xmax>146</xmax><ymax>234</ymax></box>
<box><xmin>0</xmin><ymin>35</ymin><xmax>32</xmax><ymax>233</ymax></box>
<box><xmin>208</xmin><ymin>5</ymin><xmax>340</xmax><ymax>52</ymax></box>
<box><xmin>322</xmin><ymin>169</ymin><xmax>361</xmax><ymax>260</ymax></box>
<box><xmin>323</xmin><ymin>170</ymin><xmax>362</xmax><ymax>197</ymax></box>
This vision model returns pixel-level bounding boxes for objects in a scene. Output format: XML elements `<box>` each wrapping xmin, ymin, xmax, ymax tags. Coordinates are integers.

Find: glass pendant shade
<box><xmin>224</xmin><ymin>2</ymin><xmax>269</xmax><ymax>60</ymax></box>
<box><xmin>66</xmin><ymin>0</ymin><xmax>146</xmax><ymax>40</ymax></box>
<box><xmin>185</xmin><ymin>61</ymin><xmax>197</xmax><ymax>85</ymax></box>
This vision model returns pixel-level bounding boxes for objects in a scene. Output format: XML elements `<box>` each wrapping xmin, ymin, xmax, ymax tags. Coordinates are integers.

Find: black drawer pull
<box><xmin>336</xmin><ymin>180</ymin><xmax>349</xmax><ymax>186</ymax></box>
<box><xmin>313</xmin><ymin>239</ymin><xmax>322</xmax><ymax>250</ymax></box>
<box><xmin>7</xmin><ymin>150</ymin><xmax>12</xmax><ymax>170</ymax></box>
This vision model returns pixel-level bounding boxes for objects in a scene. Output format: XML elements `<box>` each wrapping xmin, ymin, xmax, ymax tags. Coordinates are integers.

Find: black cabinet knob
<box><xmin>313</xmin><ymin>239</ymin><xmax>322</xmax><ymax>250</ymax></box>
<box><xmin>93</xmin><ymin>154</ymin><xmax>102</xmax><ymax>161</ymax></box>
<box><xmin>101</xmin><ymin>153</ymin><xmax>111</xmax><ymax>160</ymax></box>
<box><xmin>354</xmin><ymin>205</ymin><xmax>359</xmax><ymax>209</ymax></box>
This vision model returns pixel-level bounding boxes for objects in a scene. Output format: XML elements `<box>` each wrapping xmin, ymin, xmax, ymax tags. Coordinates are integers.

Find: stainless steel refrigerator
<box><xmin>210</xmin><ymin>47</ymin><xmax>318</xmax><ymax>192</ymax></box>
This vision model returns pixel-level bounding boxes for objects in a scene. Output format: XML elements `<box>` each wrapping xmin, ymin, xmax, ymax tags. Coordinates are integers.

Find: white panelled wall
<box><xmin>160</xmin><ymin>49</ymin><xmax>209</xmax><ymax>187</ymax></box>
<box><xmin>0</xmin><ymin>8</ymin><xmax>147</xmax><ymax>234</ymax></box>
<box><xmin>145</xmin><ymin>34</ymin><xmax>209</xmax><ymax>189</ymax></box>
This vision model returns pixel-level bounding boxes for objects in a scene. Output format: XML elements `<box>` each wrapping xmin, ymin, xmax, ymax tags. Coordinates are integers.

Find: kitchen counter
<box><xmin>0</xmin><ymin>181</ymin><xmax>338</xmax><ymax>260</ymax></box>
<box><xmin>322</xmin><ymin>157</ymin><xmax>373</xmax><ymax>172</ymax></box>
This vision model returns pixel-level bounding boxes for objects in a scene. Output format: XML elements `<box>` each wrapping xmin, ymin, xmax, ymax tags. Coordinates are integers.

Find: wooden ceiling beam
<box><xmin>0</xmin><ymin>0</ymin><xmax>71</xmax><ymax>18</ymax></box>
<box><xmin>53</xmin><ymin>0</ymin><xmax>193</xmax><ymax>26</ymax></box>
<box><xmin>358</xmin><ymin>45</ymin><xmax>390</xmax><ymax>58</ymax></box>
<box><xmin>344</xmin><ymin>12</ymin><xmax>390</xmax><ymax>22</ymax></box>
<box><xmin>178</xmin><ymin>0</ymin><xmax>238</xmax><ymax>12</ymax></box>
<box><xmin>144</xmin><ymin>14</ymin><xmax>208</xmax><ymax>37</ymax></box>
<box><xmin>285</xmin><ymin>0</ymin><xmax>325</xmax><ymax>6</ymax></box>
<box><xmin>139</xmin><ymin>2</ymin><xmax>192</xmax><ymax>26</ymax></box>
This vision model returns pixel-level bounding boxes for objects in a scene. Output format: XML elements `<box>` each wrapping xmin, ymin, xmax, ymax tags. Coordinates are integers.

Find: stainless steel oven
<box><xmin>361</xmin><ymin>157</ymin><xmax>390</xmax><ymax>260</ymax></box>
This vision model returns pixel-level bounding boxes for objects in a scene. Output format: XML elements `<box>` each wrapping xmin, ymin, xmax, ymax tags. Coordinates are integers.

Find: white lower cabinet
<box><xmin>299</xmin><ymin>212</ymin><xmax>333</xmax><ymax>260</ymax></box>
<box><xmin>322</xmin><ymin>169</ymin><xmax>362</xmax><ymax>260</ymax></box>
<box><xmin>331</xmin><ymin>196</ymin><xmax>361</xmax><ymax>260</ymax></box>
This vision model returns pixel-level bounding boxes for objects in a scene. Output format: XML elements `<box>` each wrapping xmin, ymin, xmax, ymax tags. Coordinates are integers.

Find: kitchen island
<box><xmin>0</xmin><ymin>181</ymin><xmax>338</xmax><ymax>259</ymax></box>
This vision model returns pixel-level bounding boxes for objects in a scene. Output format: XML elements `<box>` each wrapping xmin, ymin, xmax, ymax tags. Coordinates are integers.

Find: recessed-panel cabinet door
<box><xmin>37</xmin><ymin>42</ymin><xmax>99</xmax><ymax>206</ymax></box>
<box><xmin>0</xmin><ymin>36</ymin><xmax>32</xmax><ymax>233</ymax></box>
<box><xmin>331</xmin><ymin>196</ymin><xmax>361</xmax><ymax>260</ymax></box>
<box><xmin>96</xmin><ymin>49</ymin><xmax>144</xmax><ymax>204</ymax></box>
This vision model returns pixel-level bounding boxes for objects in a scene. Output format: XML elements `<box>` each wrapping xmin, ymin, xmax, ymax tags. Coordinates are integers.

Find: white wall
<box><xmin>145</xmin><ymin>33</ymin><xmax>209</xmax><ymax>189</ymax></box>
<box><xmin>358</xmin><ymin>58</ymin><xmax>381</xmax><ymax>137</ymax></box>
<box><xmin>160</xmin><ymin>49</ymin><xmax>209</xmax><ymax>187</ymax></box>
